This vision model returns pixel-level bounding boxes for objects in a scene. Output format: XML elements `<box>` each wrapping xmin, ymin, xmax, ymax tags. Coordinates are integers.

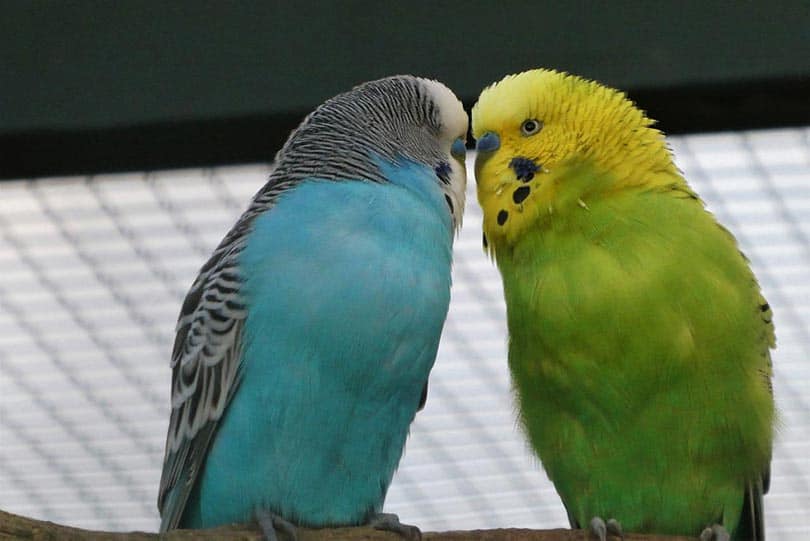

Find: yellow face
<box><xmin>472</xmin><ymin>69</ymin><xmax>676</xmax><ymax>253</ymax></box>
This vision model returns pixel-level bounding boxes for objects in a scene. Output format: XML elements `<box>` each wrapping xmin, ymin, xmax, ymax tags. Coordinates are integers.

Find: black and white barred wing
<box><xmin>156</xmin><ymin>245</ymin><xmax>247</xmax><ymax>532</ymax></box>
<box><xmin>155</xmin><ymin>172</ymin><xmax>297</xmax><ymax>532</ymax></box>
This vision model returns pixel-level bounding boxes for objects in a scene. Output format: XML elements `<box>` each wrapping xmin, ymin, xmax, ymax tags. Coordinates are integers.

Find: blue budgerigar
<box><xmin>157</xmin><ymin>76</ymin><xmax>468</xmax><ymax>538</ymax></box>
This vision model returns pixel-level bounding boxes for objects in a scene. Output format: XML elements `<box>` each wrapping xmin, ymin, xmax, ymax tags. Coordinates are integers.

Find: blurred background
<box><xmin>1</xmin><ymin>1</ymin><xmax>809</xmax><ymax>537</ymax></box>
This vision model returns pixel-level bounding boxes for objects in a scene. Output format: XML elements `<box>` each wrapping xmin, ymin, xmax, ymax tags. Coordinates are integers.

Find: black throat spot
<box><xmin>512</xmin><ymin>185</ymin><xmax>530</xmax><ymax>204</ymax></box>
<box><xmin>509</xmin><ymin>157</ymin><xmax>540</xmax><ymax>182</ymax></box>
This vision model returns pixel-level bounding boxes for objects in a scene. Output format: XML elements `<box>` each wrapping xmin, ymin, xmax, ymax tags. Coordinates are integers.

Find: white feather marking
<box><xmin>418</xmin><ymin>78</ymin><xmax>468</xmax><ymax>231</ymax></box>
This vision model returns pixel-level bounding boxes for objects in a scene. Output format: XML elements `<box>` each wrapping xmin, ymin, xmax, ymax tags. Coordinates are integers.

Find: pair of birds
<box><xmin>157</xmin><ymin>70</ymin><xmax>775</xmax><ymax>541</ymax></box>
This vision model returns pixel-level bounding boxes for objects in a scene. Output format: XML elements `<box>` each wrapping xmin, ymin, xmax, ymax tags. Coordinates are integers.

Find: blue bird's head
<box><xmin>270</xmin><ymin>76</ymin><xmax>469</xmax><ymax>231</ymax></box>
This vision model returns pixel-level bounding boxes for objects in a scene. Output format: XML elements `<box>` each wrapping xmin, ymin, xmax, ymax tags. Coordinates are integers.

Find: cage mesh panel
<box><xmin>1</xmin><ymin>130</ymin><xmax>808</xmax><ymax>536</ymax></box>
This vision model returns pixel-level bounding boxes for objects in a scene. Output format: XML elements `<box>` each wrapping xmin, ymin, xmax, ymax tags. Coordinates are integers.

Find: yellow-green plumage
<box><xmin>472</xmin><ymin>69</ymin><xmax>774</xmax><ymax>539</ymax></box>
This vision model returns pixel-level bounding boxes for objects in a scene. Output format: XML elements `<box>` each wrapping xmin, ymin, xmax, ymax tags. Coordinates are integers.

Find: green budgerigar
<box><xmin>472</xmin><ymin>69</ymin><xmax>775</xmax><ymax>541</ymax></box>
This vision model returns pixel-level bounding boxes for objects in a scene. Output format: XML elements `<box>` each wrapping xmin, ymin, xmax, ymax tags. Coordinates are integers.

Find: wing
<box><xmin>737</xmin><ymin>293</ymin><xmax>774</xmax><ymax>541</ymax></box>
<box><xmin>157</xmin><ymin>185</ymin><xmax>287</xmax><ymax>531</ymax></box>
<box><xmin>417</xmin><ymin>381</ymin><xmax>428</xmax><ymax>412</ymax></box>
<box><xmin>564</xmin><ymin>503</ymin><xmax>580</xmax><ymax>530</ymax></box>
<box><xmin>733</xmin><ymin>470</ymin><xmax>768</xmax><ymax>541</ymax></box>
<box><xmin>156</xmin><ymin>249</ymin><xmax>246</xmax><ymax>531</ymax></box>
<box><xmin>716</xmin><ymin>233</ymin><xmax>774</xmax><ymax>541</ymax></box>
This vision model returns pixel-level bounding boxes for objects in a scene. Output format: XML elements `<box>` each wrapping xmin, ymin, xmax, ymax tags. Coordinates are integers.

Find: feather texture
<box><xmin>472</xmin><ymin>69</ymin><xmax>774</xmax><ymax>539</ymax></box>
<box><xmin>180</xmin><ymin>174</ymin><xmax>453</xmax><ymax>527</ymax></box>
<box><xmin>157</xmin><ymin>75</ymin><xmax>467</xmax><ymax>531</ymax></box>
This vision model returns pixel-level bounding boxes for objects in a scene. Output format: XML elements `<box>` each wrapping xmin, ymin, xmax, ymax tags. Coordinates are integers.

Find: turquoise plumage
<box><xmin>157</xmin><ymin>77</ymin><xmax>468</xmax><ymax>535</ymax></box>
<box><xmin>183</xmin><ymin>175</ymin><xmax>451</xmax><ymax>527</ymax></box>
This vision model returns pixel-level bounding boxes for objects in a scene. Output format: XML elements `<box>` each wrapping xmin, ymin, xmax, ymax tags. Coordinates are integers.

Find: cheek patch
<box><xmin>435</xmin><ymin>161</ymin><xmax>452</xmax><ymax>185</ymax></box>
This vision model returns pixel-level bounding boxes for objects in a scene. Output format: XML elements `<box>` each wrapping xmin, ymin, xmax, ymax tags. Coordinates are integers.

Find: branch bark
<box><xmin>0</xmin><ymin>509</ymin><xmax>699</xmax><ymax>541</ymax></box>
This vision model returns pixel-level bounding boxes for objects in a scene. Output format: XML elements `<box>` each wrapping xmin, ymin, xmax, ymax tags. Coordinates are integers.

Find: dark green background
<box><xmin>3</xmin><ymin>1</ymin><xmax>810</xmax><ymax>178</ymax></box>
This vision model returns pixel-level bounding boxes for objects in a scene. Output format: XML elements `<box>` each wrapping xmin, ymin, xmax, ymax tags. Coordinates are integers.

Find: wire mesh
<box><xmin>1</xmin><ymin>127</ymin><xmax>809</xmax><ymax>536</ymax></box>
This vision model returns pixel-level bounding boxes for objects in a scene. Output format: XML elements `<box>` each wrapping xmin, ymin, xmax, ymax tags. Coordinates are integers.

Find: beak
<box><xmin>475</xmin><ymin>132</ymin><xmax>500</xmax><ymax>152</ymax></box>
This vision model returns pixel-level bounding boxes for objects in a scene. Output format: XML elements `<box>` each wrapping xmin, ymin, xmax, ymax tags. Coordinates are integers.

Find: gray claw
<box><xmin>589</xmin><ymin>517</ymin><xmax>623</xmax><ymax>541</ymax></box>
<box><xmin>255</xmin><ymin>508</ymin><xmax>298</xmax><ymax>541</ymax></box>
<box><xmin>699</xmin><ymin>524</ymin><xmax>730</xmax><ymax>541</ymax></box>
<box><xmin>606</xmin><ymin>518</ymin><xmax>624</xmax><ymax>539</ymax></box>
<box><xmin>589</xmin><ymin>517</ymin><xmax>607</xmax><ymax>541</ymax></box>
<box><xmin>369</xmin><ymin>512</ymin><xmax>421</xmax><ymax>540</ymax></box>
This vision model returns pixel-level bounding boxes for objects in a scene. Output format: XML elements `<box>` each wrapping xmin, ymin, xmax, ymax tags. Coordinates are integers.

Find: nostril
<box><xmin>509</xmin><ymin>157</ymin><xmax>540</xmax><ymax>182</ymax></box>
<box><xmin>451</xmin><ymin>138</ymin><xmax>467</xmax><ymax>159</ymax></box>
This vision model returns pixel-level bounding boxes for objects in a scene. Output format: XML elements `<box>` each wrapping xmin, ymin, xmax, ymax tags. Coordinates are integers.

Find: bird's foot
<box><xmin>255</xmin><ymin>508</ymin><xmax>298</xmax><ymax>541</ymax></box>
<box><xmin>700</xmin><ymin>524</ymin><xmax>730</xmax><ymax>541</ymax></box>
<box><xmin>368</xmin><ymin>512</ymin><xmax>421</xmax><ymax>540</ymax></box>
<box><xmin>589</xmin><ymin>516</ymin><xmax>624</xmax><ymax>541</ymax></box>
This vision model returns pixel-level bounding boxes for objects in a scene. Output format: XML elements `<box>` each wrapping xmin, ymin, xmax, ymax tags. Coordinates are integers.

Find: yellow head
<box><xmin>472</xmin><ymin>69</ymin><xmax>683</xmax><ymax>254</ymax></box>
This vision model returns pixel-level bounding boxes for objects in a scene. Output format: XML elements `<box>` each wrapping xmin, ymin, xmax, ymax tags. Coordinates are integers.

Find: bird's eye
<box><xmin>520</xmin><ymin>119</ymin><xmax>543</xmax><ymax>136</ymax></box>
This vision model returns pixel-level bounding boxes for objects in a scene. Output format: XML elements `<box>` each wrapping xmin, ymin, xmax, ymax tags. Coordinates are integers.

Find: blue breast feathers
<box><xmin>181</xmin><ymin>161</ymin><xmax>454</xmax><ymax>528</ymax></box>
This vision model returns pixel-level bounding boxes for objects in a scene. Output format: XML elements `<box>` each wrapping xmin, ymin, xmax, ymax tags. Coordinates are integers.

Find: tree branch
<box><xmin>0</xmin><ymin>509</ymin><xmax>699</xmax><ymax>541</ymax></box>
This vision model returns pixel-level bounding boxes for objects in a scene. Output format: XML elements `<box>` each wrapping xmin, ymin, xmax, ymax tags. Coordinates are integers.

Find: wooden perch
<box><xmin>0</xmin><ymin>509</ymin><xmax>699</xmax><ymax>541</ymax></box>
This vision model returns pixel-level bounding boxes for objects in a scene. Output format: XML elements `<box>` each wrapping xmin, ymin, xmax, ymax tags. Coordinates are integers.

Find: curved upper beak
<box><xmin>475</xmin><ymin>132</ymin><xmax>500</xmax><ymax>152</ymax></box>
